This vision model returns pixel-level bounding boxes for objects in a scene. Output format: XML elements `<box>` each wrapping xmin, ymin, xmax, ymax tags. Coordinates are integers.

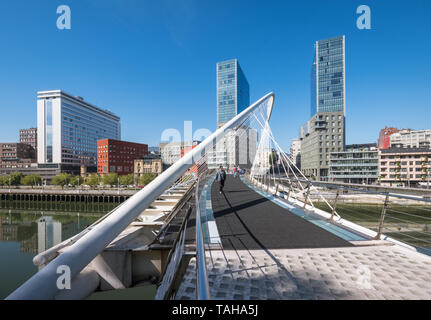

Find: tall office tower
<box><xmin>37</xmin><ymin>90</ymin><xmax>121</xmax><ymax>168</ymax></box>
<box><xmin>300</xmin><ymin>36</ymin><xmax>346</xmax><ymax>181</ymax></box>
<box><xmin>216</xmin><ymin>59</ymin><xmax>250</xmax><ymax>128</ymax></box>
<box><xmin>211</xmin><ymin>59</ymin><xmax>250</xmax><ymax>169</ymax></box>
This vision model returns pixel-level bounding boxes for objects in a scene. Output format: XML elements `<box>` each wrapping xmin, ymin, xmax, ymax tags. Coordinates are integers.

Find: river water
<box><xmin>0</xmin><ymin>200</ymin><xmax>156</xmax><ymax>299</ymax></box>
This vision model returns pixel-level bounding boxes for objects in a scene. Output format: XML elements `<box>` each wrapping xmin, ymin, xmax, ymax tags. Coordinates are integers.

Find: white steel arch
<box><xmin>7</xmin><ymin>92</ymin><xmax>275</xmax><ymax>300</ymax></box>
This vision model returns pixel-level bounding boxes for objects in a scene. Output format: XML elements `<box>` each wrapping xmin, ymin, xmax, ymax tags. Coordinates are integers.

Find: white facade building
<box><xmin>207</xmin><ymin>128</ymin><xmax>257</xmax><ymax>170</ymax></box>
<box><xmin>290</xmin><ymin>138</ymin><xmax>301</xmax><ymax>166</ymax></box>
<box><xmin>37</xmin><ymin>90</ymin><xmax>120</xmax><ymax>167</ymax></box>
<box><xmin>390</xmin><ymin>129</ymin><xmax>431</xmax><ymax>149</ymax></box>
<box><xmin>159</xmin><ymin>141</ymin><xmax>200</xmax><ymax>166</ymax></box>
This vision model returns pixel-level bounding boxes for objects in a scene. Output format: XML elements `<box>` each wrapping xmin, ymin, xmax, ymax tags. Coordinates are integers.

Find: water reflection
<box><xmin>0</xmin><ymin>201</ymin><xmax>115</xmax><ymax>299</ymax></box>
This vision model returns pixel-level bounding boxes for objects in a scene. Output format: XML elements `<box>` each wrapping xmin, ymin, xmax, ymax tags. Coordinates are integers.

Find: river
<box><xmin>0</xmin><ymin>200</ymin><xmax>156</xmax><ymax>299</ymax></box>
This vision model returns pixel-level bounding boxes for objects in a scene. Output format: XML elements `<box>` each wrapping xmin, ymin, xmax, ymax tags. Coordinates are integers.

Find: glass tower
<box><xmin>310</xmin><ymin>35</ymin><xmax>345</xmax><ymax>117</ymax></box>
<box><xmin>217</xmin><ymin>59</ymin><xmax>250</xmax><ymax>128</ymax></box>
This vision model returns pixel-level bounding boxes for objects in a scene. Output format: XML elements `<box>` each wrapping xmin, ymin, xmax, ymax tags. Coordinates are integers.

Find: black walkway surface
<box><xmin>211</xmin><ymin>175</ymin><xmax>353</xmax><ymax>250</ymax></box>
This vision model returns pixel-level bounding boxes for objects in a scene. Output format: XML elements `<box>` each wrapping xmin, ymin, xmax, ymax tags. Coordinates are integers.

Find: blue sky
<box><xmin>0</xmin><ymin>0</ymin><xmax>430</xmax><ymax>151</ymax></box>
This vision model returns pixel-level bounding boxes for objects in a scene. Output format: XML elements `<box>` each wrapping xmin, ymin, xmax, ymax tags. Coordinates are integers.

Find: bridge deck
<box><xmin>211</xmin><ymin>175</ymin><xmax>353</xmax><ymax>250</ymax></box>
<box><xmin>176</xmin><ymin>174</ymin><xmax>431</xmax><ymax>300</ymax></box>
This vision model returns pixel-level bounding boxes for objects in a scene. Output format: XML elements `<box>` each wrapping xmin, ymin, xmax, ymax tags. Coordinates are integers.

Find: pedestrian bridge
<box><xmin>173</xmin><ymin>175</ymin><xmax>431</xmax><ymax>300</ymax></box>
<box><xmin>6</xmin><ymin>93</ymin><xmax>431</xmax><ymax>300</ymax></box>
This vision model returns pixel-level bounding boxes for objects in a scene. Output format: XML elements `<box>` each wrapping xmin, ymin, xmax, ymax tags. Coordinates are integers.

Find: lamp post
<box><xmin>427</xmin><ymin>167</ymin><xmax>430</xmax><ymax>190</ymax></box>
<box><xmin>117</xmin><ymin>176</ymin><xmax>120</xmax><ymax>195</ymax></box>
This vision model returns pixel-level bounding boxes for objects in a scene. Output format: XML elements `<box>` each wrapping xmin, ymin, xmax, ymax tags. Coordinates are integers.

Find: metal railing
<box><xmin>263</xmin><ymin>176</ymin><xmax>431</xmax><ymax>255</ymax></box>
<box><xmin>194</xmin><ymin>178</ymin><xmax>210</xmax><ymax>300</ymax></box>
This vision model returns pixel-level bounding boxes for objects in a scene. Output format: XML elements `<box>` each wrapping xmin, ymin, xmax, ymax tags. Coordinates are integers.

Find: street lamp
<box><xmin>117</xmin><ymin>176</ymin><xmax>120</xmax><ymax>195</ymax></box>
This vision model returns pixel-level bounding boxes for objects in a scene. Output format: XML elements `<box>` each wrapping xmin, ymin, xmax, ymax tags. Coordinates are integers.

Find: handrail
<box><xmin>279</xmin><ymin>177</ymin><xmax>431</xmax><ymax>204</ymax></box>
<box><xmin>195</xmin><ymin>179</ymin><xmax>210</xmax><ymax>300</ymax></box>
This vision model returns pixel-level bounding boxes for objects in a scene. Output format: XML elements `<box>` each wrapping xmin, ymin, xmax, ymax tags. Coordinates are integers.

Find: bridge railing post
<box><xmin>303</xmin><ymin>183</ymin><xmax>311</xmax><ymax>209</ymax></box>
<box><xmin>374</xmin><ymin>194</ymin><xmax>390</xmax><ymax>240</ymax></box>
<box><xmin>274</xmin><ymin>182</ymin><xmax>279</xmax><ymax>196</ymax></box>
<box><xmin>329</xmin><ymin>190</ymin><xmax>340</xmax><ymax>221</ymax></box>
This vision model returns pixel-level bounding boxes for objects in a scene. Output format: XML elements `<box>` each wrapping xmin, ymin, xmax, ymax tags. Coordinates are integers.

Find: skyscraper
<box><xmin>300</xmin><ymin>36</ymin><xmax>346</xmax><ymax>181</ymax></box>
<box><xmin>310</xmin><ymin>35</ymin><xmax>346</xmax><ymax>116</ymax></box>
<box><xmin>216</xmin><ymin>59</ymin><xmax>250</xmax><ymax>128</ymax></box>
<box><xmin>37</xmin><ymin>90</ymin><xmax>121</xmax><ymax>167</ymax></box>
<box><xmin>210</xmin><ymin>59</ymin><xmax>252</xmax><ymax>169</ymax></box>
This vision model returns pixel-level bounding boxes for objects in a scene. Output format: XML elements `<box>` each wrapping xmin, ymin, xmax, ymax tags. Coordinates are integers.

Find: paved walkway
<box><xmin>177</xmin><ymin>245</ymin><xmax>431</xmax><ymax>300</ymax></box>
<box><xmin>211</xmin><ymin>175</ymin><xmax>353</xmax><ymax>250</ymax></box>
<box><xmin>176</xmin><ymin>175</ymin><xmax>431</xmax><ymax>300</ymax></box>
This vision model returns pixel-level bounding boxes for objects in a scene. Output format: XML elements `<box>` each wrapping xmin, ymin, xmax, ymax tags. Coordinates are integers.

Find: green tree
<box><xmin>268</xmin><ymin>150</ymin><xmax>279</xmax><ymax>166</ymax></box>
<box><xmin>85</xmin><ymin>174</ymin><xmax>99</xmax><ymax>187</ymax></box>
<box><xmin>21</xmin><ymin>174</ymin><xmax>42</xmax><ymax>187</ymax></box>
<box><xmin>119</xmin><ymin>174</ymin><xmax>134</xmax><ymax>186</ymax></box>
<box><xmin>70</xmin><ymin>175</ymin><xmax>84</xmax><ymax>186</ymax></box>
<box><xmin>8</xmin><ymin>172</ymin><xmax>23</xmax><ymax>186</ymax></box>
<box><xmin>102</xmin><ymin>173</ymin><xmax>119</xmax><ymax>186</ymax></box>
<box><xmin>0</xmin><ymin>176</ymin><xmax>6</xmax><ymax>186</ymax></box>
<box><xmin>139</xmin><ymin>173</ymin><xmax>156</xmax><ymax>186</ymax></box>
<box><xmin>51</xmin><ymin>173</ymin><xmax>72</xmax><ymax>187</ymax></box>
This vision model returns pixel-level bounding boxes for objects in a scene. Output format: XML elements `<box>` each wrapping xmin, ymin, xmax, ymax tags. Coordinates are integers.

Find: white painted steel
<box><xmin>6</xmin><ymin>93</ymin><xmax>274</xmax><ymax>300</ymax></box>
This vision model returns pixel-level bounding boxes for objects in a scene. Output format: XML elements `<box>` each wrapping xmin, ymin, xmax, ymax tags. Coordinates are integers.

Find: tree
<box><xmin>102</xmin><ymin>173</ymin><xmax>118</xmax><ymax>186</ymax></box>
<box><xmin>8</xmin><ymin>172</ymin><xmax>23</xmax><ymax>186</ymax></box>
<box><xmin>21</xmin><ymin>174</ymin><xmax>42</xmax><ymax>187</ymax></box>
<box><xmin>139</xmin><ymin>173</ymin><xmax>156</xmax><ymax>186</ymax></box>
<box><xmin>119</xmin><ymin>174</ymin><xmax>134</xmax><ymax>186</ymax></box>
<box><xmin>268</xmin><ymin>150</ymin><xmax>279</xmax><ymax>166</ymax></box>
<box><xmin>51</xmin><ymin>173</ymin><xmax>72</xmax><ymax>187</ymax></box>
<box><xmin>70</xmin><ymin>175</ymin><xmax>84</xmax><ymax>186</ymax></box>
<box><xmin>84</xmin><ymin>174</ymin><xmax>99</xmax><ymax>187</ymax></box>
<box><xmin>0</xmin><ymin>176</ymin><xmax>6</xmax><ymax>186</ymax></box>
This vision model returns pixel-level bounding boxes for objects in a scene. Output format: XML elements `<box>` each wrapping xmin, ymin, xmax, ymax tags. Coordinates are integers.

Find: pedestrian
<box><xmin>216</xmin><ymin>165</ymin><xmax>226</xmax><ymax>194</ymax></box>
<box><xmin>233</xmin><ymin>166</ymin><xmax>238</xmax><ymax>178</ymax></box>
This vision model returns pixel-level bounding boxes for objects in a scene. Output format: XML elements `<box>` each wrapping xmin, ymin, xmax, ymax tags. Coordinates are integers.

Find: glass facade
<box><xmin>45</xmin><ymin>99</ymin><xmax>53</xmax><ymax>163</ymax></box>
<box><xmin>38</xmin><ymin>91</ymin><xmax>121</xmax><ymax>167</ymax></box>
<box><xmin>311</xmin><ymin>36</ymin><xmax>345</xmax><ymax>116</ymax></box>
<box><xmin>61</xmin><ymin>102</ymin><xmax>120</xmax><ymax>166</ymax></box>
<box><xmin>217</xmin><ymin>59</ymin><xmax>250</xmax><ymax>128</ymax></box>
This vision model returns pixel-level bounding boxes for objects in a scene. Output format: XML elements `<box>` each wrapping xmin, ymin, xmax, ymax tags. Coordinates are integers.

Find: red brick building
<box><xmin>378</xmin><ymin>127</ymin><xmax>400</xmax><ymax>150</ymax></box>
<box><xmin>97</xmin><ymin>139</ymin><xmax>148</xmax><ymax>175</ymax></box>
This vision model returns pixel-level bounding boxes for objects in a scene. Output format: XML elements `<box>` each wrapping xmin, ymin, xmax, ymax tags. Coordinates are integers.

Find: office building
<box><xmin>379</xmin><ymin>148</ymin><xmax>431</xmax><ymax>187</ymax></box>
<box><xmin>20</xmin><ymin>128</ymin><xmax>37</xmax><ymax>150</ymax></box>
<box><xmin>0</xmin><ymin>143</ymin><xmax>36</xmax><ymax>168</ymax></box>
<box><xmin>300</xmin><ymin>36</ymin><xmax>346</xmax><ymax>181</ymax></box>
<box><xmin>97</xmin><ymin>139</ymin><xmax>148</xmax><ymax>175</ymax></box>
<box><xmin>289</xmin><ymin>138</ymin><xmax>301</xmax><ymax>167</ymax></box>
<box><xmin>217</xmin><ymin>59</ymin><xmax>250</xmax><ymax>128</ymax></box>
<box><xmin>207</xmin><ymin>127</ymin><xmax>257</xmax><ymax>170</ymax></box>
<box><xmin>37</xmin><ymin>90</ymin><xmax>121</xmax><ymax>168</ymax></box>
<box><xmin>211</xmin><ymin>60</ymin><xmax>251</xmax><ymax>169</ymax></box>
<box><xmin>159</xmin><ymin>141</ymin><xmax>200</xmax><ymax>166</ymax></box>
<box><xmin>329</xmin><ymin>143</ymin><xmax>378</xmax><ymax>184</ymax></box>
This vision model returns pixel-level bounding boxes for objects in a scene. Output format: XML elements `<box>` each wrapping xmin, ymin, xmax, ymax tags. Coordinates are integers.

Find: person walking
<box><xmin>216</xmin><ymin>166</ymin><xmax>227</xmax><ymax>194</ymax></box>
<box><xmin>233</xmin><ymin>166</ymin><xmax>238</xmax><ymax>178</ymax></box>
